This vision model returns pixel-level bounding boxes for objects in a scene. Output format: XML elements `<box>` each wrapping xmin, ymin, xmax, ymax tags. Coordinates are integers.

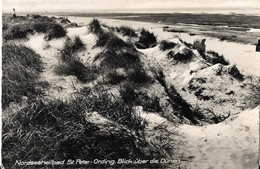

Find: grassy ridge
<box><xmin>2</xmin><ymin>43</ymin><xmax>42</xmax><ymax>108</ymax></box>
<box><xmin>3</xmin><ymin>15</ymin><xmax>66</xmax><ymax>40</ymax></box>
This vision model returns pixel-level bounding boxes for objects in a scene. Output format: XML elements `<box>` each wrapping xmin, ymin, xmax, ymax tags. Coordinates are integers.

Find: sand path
<box><xmin>25</xmin><ymin>34</ymin><xmax>82</xmax><ymax>101</ymax></box>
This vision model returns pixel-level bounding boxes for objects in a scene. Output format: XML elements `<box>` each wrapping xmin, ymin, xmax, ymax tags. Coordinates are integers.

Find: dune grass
<box><xmin>206</xmin><ymin>50</ymin><xmax>230</xmax><ymax>65</ymax></box>
<box><xmin>95</xmin><ymin>31</ymin><xmax>133</xmax><ymax>50</ymax></box>
<box><xmin>136</xmin><ymin>28</ymin><xmax>157</xmax><ymax>49</ymax></box>
<box><xmin>89</xmin><ymin>19</ymin><xmax>103</xmax><ymax>34</ymax></box>
<box><xmin>2</xmin><ymin>97</ymin><xmax>148</xmax><ymax>168</ymax></box>
<box><xmin>44</xmin><ymin>24</ymin><xmax>66</xmax><ymax>40</ymax></box>
<box><xmin>2</xmin><ymin>43</ymin><xmax>42</xmax><ymax>108</ymax></box>
<box><xmin>159</xmin><ymin>40</ymin><xmax>177</xmax><ymax>51</ymax></box>
<box><xmin>167</xmin><ymin>48</ymin><xmax>193</xmax><ymax>63</ymax></box>
<box><xmin>107</xmin><ymin>70</ymin><xmax>126</xmax><ymax>85</ymax></box>
<box><xmin>119</xmin><ymin>84</ymin><xmax>161</xmax><ymax>112</ymax></box>
<box><xmin>55</xmin><ymin>37</ymin><xmax>97</xmax><ymax>83</ymax></box>
<box><xmin>3</xmin><ymin>21</ymin><xmax>66</xmax><ymax>41</ymax></box>
<box><xmin>228</xmin><ymin>64</ymin><xmax>244</xmax><ymax>81</ymax></box>
<box><xmin>61</xmin><ymin>36</ymin><xmax>85</xmax><ymax>61</ymax></box>
<box><xmin>3</xmin><ymin>14</ymin><xmax>66</xmax><ymax>41</ymax></box>
<box><xmin>115</xmin><ymin>26</ymin><xmax>137</xmax><ymax>37</ymax></box>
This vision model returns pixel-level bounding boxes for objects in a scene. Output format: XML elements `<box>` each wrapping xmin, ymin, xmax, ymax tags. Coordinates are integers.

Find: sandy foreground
<box><xmin>25</xmin><ymin>17</ymin><xmax>259</xmax><ymax>169</ymax></box>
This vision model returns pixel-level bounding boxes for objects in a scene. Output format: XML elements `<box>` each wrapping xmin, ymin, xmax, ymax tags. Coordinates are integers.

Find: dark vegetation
<box><xmin>95</xmin><ymin>31</ymin><xmax>133</xmax><ymax>50</ymax></box>
<box><xmin>119</xmin><ymin>84</ymin><xmax>161</xmax><ymax>112</ymax></box>
<box><xmin>107</xmin><ymin>70</ymin><xmax>126</xmax><ymax>85</ymax></box>
<box><xmin>115</xmin><ymin>26</ymin><xmax>137</xmax><ymax>37</ymax></box>
<box><xmin>95</xmin><ymin>50</ymin><xmax>140</xmax><ymax>69</ymax></box>
<box><xmin>205</xmin><ymin>50</ymin><xmax>230</xmax><ymax>65</ymax></box>
<box><xmin>3</xmin><ymin>15</ymin><xmax>66</xmax><ymax>41</ymax></box>
<box><xmin>228</xmin><ymin>64</ymin><xmax>244</xmax><ymax>81</ymax></box>
<box><xmin>44</xmin><ymin>24</ymin><xmax>67</xmax><ymax>40</ymax></box>
<box><xmin>89</xmin><ymin>18</ymin><xmax>103</xmax><ymax>34</ymax></box>
<box><xmin>2</xmin><ymin>44</ymin><xmax>42</xmax><ymax>109</ymax></box>
<box><xmin>136</xmin><ymin>28</ymin><xmax>157</xmax><ymax>49</ymax></box>
<box><xmin>55</xmin><ymin>37</ymin><xmax>97</xmax><ymax>83</ymax></box>
<box><xmin>159</xmin><ymin>40</ymin><xmax>177</xmax><ymax>51</ymax></box>
<box><xmin>167</xmin><ymin>48</ymin><xmax>193</xmax><ymax>63</ymax></box>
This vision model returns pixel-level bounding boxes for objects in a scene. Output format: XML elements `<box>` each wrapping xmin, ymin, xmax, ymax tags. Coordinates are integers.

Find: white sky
<box><xmin>2</xmin><ymin>0</ymin><xmax>260</xmax><ymax>13</ymax></box>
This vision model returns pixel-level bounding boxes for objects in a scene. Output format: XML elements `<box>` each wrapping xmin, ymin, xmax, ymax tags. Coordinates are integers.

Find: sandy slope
<box><xmin>138</xmin><ymin>106</ymin><xmax>259</xmax><ymax>169</ymax></box>
<box><xmin>179</xmin><ymin>108</ymin><xmax>259</xmax><ymax>169</ymax></box>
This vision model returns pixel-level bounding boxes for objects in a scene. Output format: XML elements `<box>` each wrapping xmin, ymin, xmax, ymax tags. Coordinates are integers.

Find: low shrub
<box><xmin>45</xmin><ymin>24</ymin><xmax>66</xmax><ymax>40</ymax></box>
<box><xmin>95</xmin><ymin>50</ymin><xmax>140</xmax><ymax>69</ymax></box>
<box><xmin>62</xmin><ymin>36</ymin><xmax>85</xmax><ymax>60</ymax></box>
<box><xmin>4</xmin><ymin>21</ymin><xmax>66</xmax><ymax>41</ymax></box>
<box><xmin>31</xmin><ymin>22</ymin><xmax>51</xmax><ymax>33</ymax></box>
<box><xmin>136</xmin><ymin>28</ymin><xmax>157</xmax><ymax>49</ymax></box>
<box><xmin>159</xmin><ymin>40</ymin><xmax>177</xmax><ymax>51</ymax></box>
<box><xmin>119</xmin><ymin>84</ymin><xmax>161</xmax><ymax>112</ymax></box>
<box><xmin>95</xmin><ymin>32</ymin><xmax>132</xmax><ymax>50</ymax></box>
<box><xmin>129</xmin><ymin>67</ymin><xmax>152</xmax><ymax>85</ymax></box>
<box><xmin>167</xmin><ymin>48</ymin><xmax>193</xmax><ymax>63</ymax></box>
<box><xmin>2</xmin><ymin>44</ymin><xmax>42</xmax><ymax>108</ymax></box>
<box><xmin>228</xmin><ymin>64</ymin><xmax>244</xmax><ymax>81</ymax></box>
<box><xmin>95</xmin><ymin>32</ymin><xmax>112</xmax><ymax>47</ymax></box>
<box><xmin>4</xmin><ymin>24</ymin><xmax>33</xmax><ymax>40</ymax></box>
<box><xmin>117</xmin><ymin>26</ymin><xmax>137</xmax><ymax>37</ymax></box>
<box><xmin>206</xmin><ymin>50</ymin><xmax>230</xmax><ymax>65</ymax></box>
<box><xmin>55</xmin><ymin>36</ymin><xmax>95</xmax><ymax>83</ymax></box>
<box><xmin>55</xmin><ymin>59</ymin><xmax>97</xmax><ymax>83</ymax></box>
<box><xmin>136</xmin><ymin>92</ymin><xmax>162</xmax><ymax>112</ymax></box>
<box><xmin>89</xmin><ymin>19</ymin><xmax>103</xmax><ymax>34</ymax></box>
<box><xmin>107</xmin><ymin>70</ymin><xmax>126</xmax><ymax>85</ymax></box>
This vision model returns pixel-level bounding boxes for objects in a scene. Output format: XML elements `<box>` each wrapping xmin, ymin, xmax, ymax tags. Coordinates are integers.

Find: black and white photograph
<box><xmin>1</xmin><ymin>0</ymin><xmax>260</xmax><ymax>168</ymax></box>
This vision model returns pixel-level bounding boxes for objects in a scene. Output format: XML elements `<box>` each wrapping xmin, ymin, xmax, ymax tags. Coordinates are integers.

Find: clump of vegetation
<box><xmin>116</xmin><ymin>26</ymin><xmax>137</xmax><ymax>37</ymax></box>
<box><xmin>4</xmin><ymin>24</ymin><xmax>33</xmax><ymax>40</ymax></box>
<box><xmin>55</xmin><ymin>60</ymin><xmax>98</xmax><ymax>83</ymax></box>
<box><xmin>107</xmin><ymin>70</ymin><xmax>126</xmax><ymax>85</ymax></box>
<box><xmin>206</xmin><ymin>50</ymin><xmax>230</xmax><ymax>65</ymax></box>
<box><xmin>119</xmin><ymin>84</ymin><xmax>161</xmax><ymax>112</ymax></box>
<box><xmin>136</xmin><ymin>28</ymin><xmax>157</xmax><ymax>49</ymax></box>
<box><xmin>95</xmin><ymin>32</ymin><xmax>112</xmax><ymax>47</ymax></box>
<box><xmin>129</xmin><ymin>66</ymin><xmax>152</xmax><ymax>85</ymax></box>
<box><xmin>89</xmin><ymin>19</ymin><xmax>103</xmax><ymax>34</ymax></box>
<box><xmin>228</xmin><ymin>64</ymin><xmax>244</xmax><ymax>81</ymax></box>
<box><xmin>167</xmin><ymin>48</ymin><xmax>193</xmax><ymax>63</ymax></box>
<box><xmin>95</xmin><ymin>50</ymin><xmax>140</xmax><ymax>69</ymax></box>
<box><xmin>45</xmin><ymin>24</ymin><xmax>66</xmax><ymax>40</ymax></box>
<box><xmin>95</xmin><ymin>31</ymin><xmax>133</xmax><ymax>50</ymax></box>
<box><xmin>159</xmin><ymin>40</ymin><xmax>177</xmax><ymax>51</ymax></box>
<box><xmin>2</xmin><ymin>44</ymin><xmax>42</xmax><ymax>108</ymax></box>
<box><xmin>3</xmin><ymin>21</ymin><xmax>66</xmax><ymax>41</ymax></box>
<box><xmin>31</xmin><ymin>22</ymin><xmax>51</xmax><ymax>33</ymax></box>
<box><xmin>61</xmin><ymin>36</ymin><xmax>85</xmax><ymax>59</ymax></box>
<box><xmin>55</xmin><ymin>37</ymin><xmax>96</xmax><ymax>83</ymax></box>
